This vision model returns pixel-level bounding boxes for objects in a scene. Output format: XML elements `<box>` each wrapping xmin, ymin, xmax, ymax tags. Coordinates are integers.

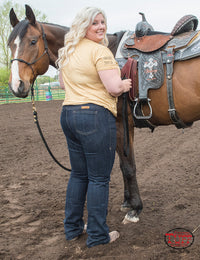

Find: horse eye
<box><xmin>31</xmin><ymin>39</ymin><xmax>37</xmax><ymax>45</ymax></box>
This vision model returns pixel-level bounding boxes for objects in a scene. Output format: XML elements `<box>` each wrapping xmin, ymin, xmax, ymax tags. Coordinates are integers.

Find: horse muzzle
<box><xmin>9</xmin><ymin>80</ymin><xmax>30</xmax><ymax>98</ymax></box>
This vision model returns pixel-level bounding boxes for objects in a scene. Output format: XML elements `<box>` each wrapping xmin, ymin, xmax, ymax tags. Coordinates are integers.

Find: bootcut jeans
<box><xmin>60</xmin><ymin>103</ymin><xmax>117</xmax><ymax>248</ymax></box>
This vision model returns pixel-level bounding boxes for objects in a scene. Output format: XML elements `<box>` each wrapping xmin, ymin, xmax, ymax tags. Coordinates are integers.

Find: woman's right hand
<box><xmin>122</xmin><ymin>78</ymin><xmax>132</xmax><ymax>93</ymax></box>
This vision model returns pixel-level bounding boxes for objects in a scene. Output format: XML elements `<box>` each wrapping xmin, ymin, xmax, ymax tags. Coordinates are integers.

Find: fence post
<box><xmin>6</xmin><ymin>87</ymin><xmax>9</xmax><ymax>103</ymax></box>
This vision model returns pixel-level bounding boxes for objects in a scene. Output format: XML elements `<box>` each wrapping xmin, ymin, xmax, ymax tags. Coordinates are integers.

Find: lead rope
<box><xmin>31</xmin><ymin>85</ymin><xmax>71</xmax><ymax>172</ymax></box>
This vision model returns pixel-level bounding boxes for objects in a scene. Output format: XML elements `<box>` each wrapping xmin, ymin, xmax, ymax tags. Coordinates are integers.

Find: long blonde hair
<box><xmin>56</xmin><ymin>7</ymin><xmax>109</xmax><ymax>69</ymax></box>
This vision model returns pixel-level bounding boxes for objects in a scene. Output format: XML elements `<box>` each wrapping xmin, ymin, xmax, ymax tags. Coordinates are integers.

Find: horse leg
<box><xmin>116</xmin><ymin>119</ymin><xmax>143</xmax><ymax>223</ymax></box>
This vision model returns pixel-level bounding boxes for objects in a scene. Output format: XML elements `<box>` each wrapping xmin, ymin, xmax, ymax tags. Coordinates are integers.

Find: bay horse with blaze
<box><xmin>8</xmin><ymin>5</ymin><xmax>200</xmax><ymax>223</ymax></box>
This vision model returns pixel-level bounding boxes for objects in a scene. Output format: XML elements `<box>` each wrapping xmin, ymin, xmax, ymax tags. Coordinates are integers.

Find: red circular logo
<box><xmin>164</xmin><ymin>228</ymin><xmax>194</xmax><ymax>249</ymax></box>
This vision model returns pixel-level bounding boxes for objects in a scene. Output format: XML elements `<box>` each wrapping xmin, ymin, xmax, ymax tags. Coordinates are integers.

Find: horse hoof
<box><xmin>122</xmin><ymin>210</ymin><xmax>139</xmax><ymax>224</ymax></box>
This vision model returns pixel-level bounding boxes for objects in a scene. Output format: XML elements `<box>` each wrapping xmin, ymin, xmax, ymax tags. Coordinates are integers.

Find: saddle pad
<box><xmin>165</xmin><ymin>30</ymin><xmax>199</xmax><ymax>50</ymax></box>
<box><xmin>115</xmin><ymin>31</ymin><xmax>132</xmax><ymax>59</ymax></box>
<box><xmin>174</xmin><ymin>32</ymin><xmax>200</xmax><ymax>60</ymax></box>
<box><xmin>138</xmin><ymin>52</ymin><xmax>164</xmax><ymax>99</ymax></box>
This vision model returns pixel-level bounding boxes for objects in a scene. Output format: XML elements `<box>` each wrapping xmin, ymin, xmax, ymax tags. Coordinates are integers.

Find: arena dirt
<box><xmin>1</xmin><ymin>101</ymin><xmax>199</xmax><ymax>259</ymax></box>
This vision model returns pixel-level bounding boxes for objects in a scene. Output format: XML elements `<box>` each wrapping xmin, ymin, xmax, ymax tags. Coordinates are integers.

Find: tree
<box><xmin>0</xmin><ymin>0</ymin><xmax>48</xmax><ymax>69</ymax></box>
<box><xmin>0</xmin><ymin>67</ymin><xmax>10</xmax><ymax>86</ymax></box>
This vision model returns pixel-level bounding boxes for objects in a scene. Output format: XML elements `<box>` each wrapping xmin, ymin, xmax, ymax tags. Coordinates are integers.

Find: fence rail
<box><xmin>0</xmin><ymin>82</ymin><xmax>65</xmax><ymax>104</ymax></box>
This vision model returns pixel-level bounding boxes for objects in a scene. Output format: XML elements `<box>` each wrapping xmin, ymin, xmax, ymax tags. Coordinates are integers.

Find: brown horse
<box><xmin>9</xmin><ymin>5</ymin><xmax>200</xmax><ymax>223</ymax></box>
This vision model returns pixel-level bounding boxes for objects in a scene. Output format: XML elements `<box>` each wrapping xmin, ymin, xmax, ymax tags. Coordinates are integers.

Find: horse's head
<box><xmin>8</xmin><ymin>5</ymin><xmax>50</xmax><ymax>98</ymax></box>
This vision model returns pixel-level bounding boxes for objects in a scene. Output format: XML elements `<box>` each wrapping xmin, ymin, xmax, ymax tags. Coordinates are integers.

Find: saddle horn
<box><xmin>9</xmin><ymin>8</ymin><xmax>19</xmax><ymax>27</ymax></box>
<box><xmin>25</xmin><ymin>4</ymin><xmax>36</xmax><ymax>25</ymax></box>
<box><xmin>135</xmin><ymin>12</ymin><xmax>154</xmax><ymax>37</ymax></box>
<box><xmin>139</xmin><ymin>12</ymin><xmax>147</xmax><ymax>22</ymax></box>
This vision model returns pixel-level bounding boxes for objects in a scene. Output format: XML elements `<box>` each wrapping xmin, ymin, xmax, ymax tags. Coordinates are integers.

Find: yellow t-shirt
<box><xmin>62</xmin><ymin>38</ymin><xmax>120</xmax><ymax>117</ymax></box>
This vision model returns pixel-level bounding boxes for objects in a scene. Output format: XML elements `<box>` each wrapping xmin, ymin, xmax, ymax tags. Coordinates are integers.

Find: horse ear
<box><xmin>9</xmin><ymin>8</ymin><xmax>19</xmax><ymax>27</ymax></box>
<box><xmin>25</xmin><ymin>4</ymin><xmax>36</xmax><ymax>25</ymax></box>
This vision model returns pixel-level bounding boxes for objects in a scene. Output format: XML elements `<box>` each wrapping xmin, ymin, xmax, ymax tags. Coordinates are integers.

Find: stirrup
<box><xmin>133</xmin><ymin>98</ymin><xmax>152</xmax><ymax>120</ymax></box>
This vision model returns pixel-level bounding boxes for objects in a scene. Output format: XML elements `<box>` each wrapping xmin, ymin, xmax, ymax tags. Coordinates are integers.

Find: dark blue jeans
<box><xmin>60</xmin><ymin>104</ymin><xmax>116</xmax><ymax>248</ymax></box>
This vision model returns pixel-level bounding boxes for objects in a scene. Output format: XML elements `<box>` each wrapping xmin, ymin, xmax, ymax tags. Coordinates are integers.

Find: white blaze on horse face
<box><xmin>11</xmin><ymin>36</ymin><xmax>21</xmax><ymax>93</ymax></box>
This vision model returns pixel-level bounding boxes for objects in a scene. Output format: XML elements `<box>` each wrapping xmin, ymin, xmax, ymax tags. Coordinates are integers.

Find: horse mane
<box><xmin>41</xmin><ymin>22</ymin><xmax>69</xmax><ymax>31</ymax></box>
<box><xmin>8</xmin><ymin>20</ymin><xmax>69</xmax><ymax>46</ymax></box>
<box><xmin>8</xmin><ymin>19</ymin><xmax>30</xmax><ymax>45</ymax></box>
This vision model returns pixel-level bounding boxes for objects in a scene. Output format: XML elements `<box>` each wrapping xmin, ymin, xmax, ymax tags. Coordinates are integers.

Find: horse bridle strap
<box><xmin>11</xmin><ymin>23</ymin><xmax>49</xmax><ymax>78</ymax></box>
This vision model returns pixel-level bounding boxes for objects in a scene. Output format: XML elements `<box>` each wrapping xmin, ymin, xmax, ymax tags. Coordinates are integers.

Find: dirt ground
<box><xmin>0</xmin><ymin>100</ymin><xmax>200</xmax><ymax>260</ymax></box>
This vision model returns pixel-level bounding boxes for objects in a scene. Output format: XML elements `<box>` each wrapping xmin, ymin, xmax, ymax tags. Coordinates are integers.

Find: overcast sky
<box><xmin>12</xmin><ymin>0</ymin><xmax>200</xmax><ymax>76</ymax></box>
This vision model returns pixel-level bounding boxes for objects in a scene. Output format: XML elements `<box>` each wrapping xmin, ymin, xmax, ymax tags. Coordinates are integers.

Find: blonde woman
<box><xmin>57</xmin><ymin>6</ymin><xmax>131</xmax><ymax>248</ymax></box>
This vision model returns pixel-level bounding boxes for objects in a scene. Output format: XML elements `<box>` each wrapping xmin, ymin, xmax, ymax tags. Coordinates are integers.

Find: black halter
<box><xmin>11</xmin><ymin>23</ymin><xmax>49</xmax><ymax>78</ymax></box>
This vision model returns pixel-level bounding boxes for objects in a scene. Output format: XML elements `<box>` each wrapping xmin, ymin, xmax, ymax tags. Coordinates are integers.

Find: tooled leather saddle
<box><xmin>117</xmin><ymin>13</ymin><xmax>200</xmax><ymax>130</ymax></box>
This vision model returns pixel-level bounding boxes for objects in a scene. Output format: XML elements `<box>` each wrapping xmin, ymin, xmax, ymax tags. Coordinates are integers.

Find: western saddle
<box><xmin>118</xmin><ymin>13</ymin><xmax>199</xmax><ymax>130</ymax></box>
